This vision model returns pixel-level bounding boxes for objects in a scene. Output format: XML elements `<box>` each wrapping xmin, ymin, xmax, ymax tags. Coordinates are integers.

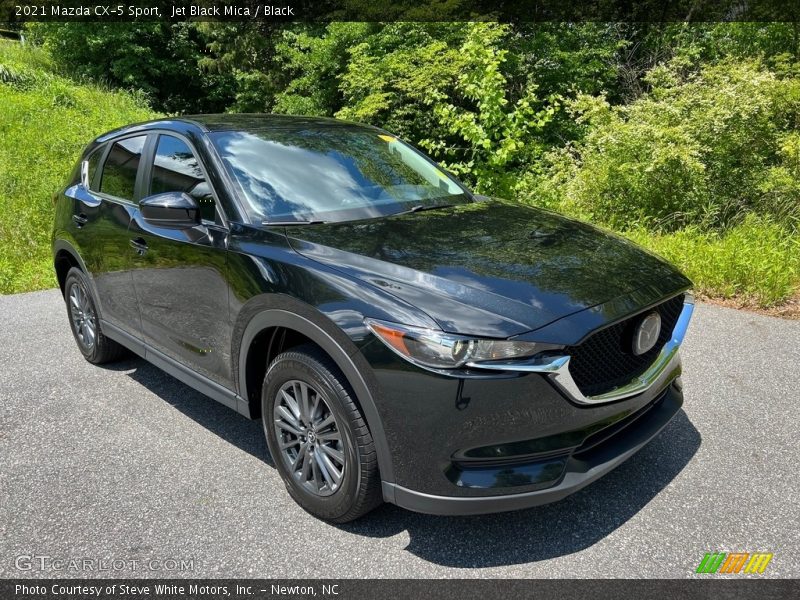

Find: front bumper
<box><xmin>358</xmin><ymin>294</ymin><xmax>692</xmax><ymax>516</ymax></box>
<box><xmin>360</xmin><ymin>318</ymin><xmax>688</xmax><ymax>514</ymax></box>
<box><xmin>381</xmin><ymin>380</ymin><xmax>683</xmax><ymax>515</ymax></box>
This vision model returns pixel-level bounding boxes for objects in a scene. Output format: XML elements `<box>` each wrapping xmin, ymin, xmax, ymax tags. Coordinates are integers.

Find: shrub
<box><xmin>525</xmin><ymin>59</ymin><xmax>800</xmax><ymax>232</ymax></box>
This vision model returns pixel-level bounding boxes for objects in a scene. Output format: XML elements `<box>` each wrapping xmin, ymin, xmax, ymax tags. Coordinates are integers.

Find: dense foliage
<box><xmin>528</xmin><ymin>59</ymin><xmax>800</xmax><ymax>230</ymax></box>
<box><xmin>4</xmin><ymin>22</ymin><xmax>800</xmax><ymax>306</ymax></box>
<box><xmin>26</xmin><ymin>23</ymin><xmax>236</xmax><ymax>113</ymax></box>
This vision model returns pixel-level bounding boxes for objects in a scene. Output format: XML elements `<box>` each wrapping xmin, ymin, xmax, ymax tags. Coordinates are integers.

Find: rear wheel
<box><xmin>64</xmin><ymin>268</ymin><xmax>126</xmax><ymax>364</ymax></box>
<box><xmin>262</xmin><ymin>344</ymin><xmax>382</xmax><ymax>522</ymax></box>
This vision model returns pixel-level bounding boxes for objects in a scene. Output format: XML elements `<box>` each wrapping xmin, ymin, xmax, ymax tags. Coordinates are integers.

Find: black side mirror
<box><xmin>140</xmin><ymin>192</ymin><xmax>200</xmax><ymax>228</ymax></box>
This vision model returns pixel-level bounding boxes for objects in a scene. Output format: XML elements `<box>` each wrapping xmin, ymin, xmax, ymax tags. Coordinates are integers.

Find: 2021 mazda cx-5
<box><xmin>52</xmin><ymin>114</ymin><xmax>694</xmax><ymax>522</ymax></box>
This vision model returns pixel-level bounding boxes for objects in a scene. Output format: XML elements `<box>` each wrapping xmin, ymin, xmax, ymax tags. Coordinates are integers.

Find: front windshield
<box><xmin>209</xmin><ymin>127</ymin><xmax>470</xmax><ymax>223</ymax></box>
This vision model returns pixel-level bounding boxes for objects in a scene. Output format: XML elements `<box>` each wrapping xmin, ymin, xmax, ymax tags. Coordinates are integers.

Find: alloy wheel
<box><xmin>273</xmin><ymin>379</ymin><xmax>346</xmax><ymax>497</ymax></box>
<box><xmin>69</xmin><ymin>282</ymin><xmax>96</xmax><ymax>349</ymax></box>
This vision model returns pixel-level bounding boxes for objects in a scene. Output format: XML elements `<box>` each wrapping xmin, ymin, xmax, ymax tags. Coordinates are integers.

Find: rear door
<box><xmin>68</xmin><ymin>134</ymin><xmax>147</xmax><ymax>336</ymax></box>
<box><xmin>128</xmin><ymin>132</ymin><xmax>233</xmax><ymax>387</ymax></box>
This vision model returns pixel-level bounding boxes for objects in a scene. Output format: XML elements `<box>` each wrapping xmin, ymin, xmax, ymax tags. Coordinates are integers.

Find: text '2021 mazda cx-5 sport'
<box><xmin>52</xmin><ymin>114</ymin><xmax>694</xmax><ymax>522</ymax></box>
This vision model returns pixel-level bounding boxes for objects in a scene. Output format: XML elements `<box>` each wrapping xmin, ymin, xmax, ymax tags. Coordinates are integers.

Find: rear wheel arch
<box><xmin>53</xmin><ymin>241</ymin><xmax>90</xmax><ymax>297</ymax></box>
<box><xmin>55</xmin><ymin>250</ymin><xmax>79</xmax><ymax>296</ymax></box>
<box><xmin>236</xmin><ymin>300</ymin><xmax>394</xmax><ymax>484</ymax></box>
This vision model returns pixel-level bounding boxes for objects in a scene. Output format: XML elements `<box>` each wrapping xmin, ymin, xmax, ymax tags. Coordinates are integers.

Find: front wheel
<box><xmin>262</xmin><ymin>344</ymin><xmax>382</xmax><ymax>522</ymax></box>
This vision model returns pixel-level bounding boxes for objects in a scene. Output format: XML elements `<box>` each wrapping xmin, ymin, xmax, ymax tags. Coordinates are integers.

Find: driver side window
<box><xmin>149</xmin><ymin>135</ymin><xmax>218</xmax><ymax>223</ymax></box>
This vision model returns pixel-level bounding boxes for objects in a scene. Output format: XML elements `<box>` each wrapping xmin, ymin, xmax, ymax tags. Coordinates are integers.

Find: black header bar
<box><xmin>1</xmin><ymin>0</ymin><xmax>799</xmax><ymax>23</ymax></box>
<box><xmin>3</xmin><ymin>579</ymin><xmax>800</xmax><ymax>600</ymax></box>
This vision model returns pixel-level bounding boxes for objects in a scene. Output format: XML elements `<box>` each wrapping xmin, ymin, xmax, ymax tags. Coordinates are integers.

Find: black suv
<box><xmin>53</xmin><ymin>115</ymin><xmax>693</xmax><ymax>522</ymax></box>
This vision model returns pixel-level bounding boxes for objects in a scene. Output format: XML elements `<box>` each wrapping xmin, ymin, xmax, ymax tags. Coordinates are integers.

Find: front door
<box><xmin>128</xmin><ymin>133</ymin><xmax>233</xmax><ymax>387</ymax></box>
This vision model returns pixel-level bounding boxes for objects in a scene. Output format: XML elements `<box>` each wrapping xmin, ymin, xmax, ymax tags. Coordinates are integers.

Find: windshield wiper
<box><xmin>262</xmin><ymin>220</ymin><xmax>327</xmax><ymax>226</ymax></box>
<box><xmin>401</xmin><ymin>203</ymin><xmax>455</xmax><ymax>215</ymax></box>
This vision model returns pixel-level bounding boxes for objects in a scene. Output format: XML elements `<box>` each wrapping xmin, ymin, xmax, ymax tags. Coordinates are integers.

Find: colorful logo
<box><xmin>696</xmin><ymin>552</ymin><xmax>773</xmax><ymax>574</ymax></box>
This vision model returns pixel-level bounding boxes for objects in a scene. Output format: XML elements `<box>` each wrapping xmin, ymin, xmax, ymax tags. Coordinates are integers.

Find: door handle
<box><xmin>72</xmin><ymin>213</ymin><xmax>88</xmax><ymax>227</ymax></box>
<box><xmin>129</xmin><ymin>237</ymin><xmax>148</xmax><ymax>255</ymax></box>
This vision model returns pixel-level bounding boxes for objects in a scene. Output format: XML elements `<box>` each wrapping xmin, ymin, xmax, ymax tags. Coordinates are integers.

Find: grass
<box><xmin>624</xmin><ymin>216</ymin><xmax>800</xmax><ymax>308</ymax></box>
<box><xmin>0</xmin><ymin>40</ymin><xmax>157</xmax><ymax>294</ymax></box>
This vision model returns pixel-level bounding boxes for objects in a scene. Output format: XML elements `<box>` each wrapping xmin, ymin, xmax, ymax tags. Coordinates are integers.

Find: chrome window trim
<box><xmin>467</xmin><ymin>296</ymin><xmax>695</xmax><ymax>405</ymax></box>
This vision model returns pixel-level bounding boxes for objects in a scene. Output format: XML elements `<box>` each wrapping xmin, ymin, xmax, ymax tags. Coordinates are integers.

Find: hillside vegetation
<box><xmin>3</xmin><ymin>23</ymin><xmax>800</xmax><ymax>310</ymax></box>
<box><xmin>526</xmin><ymin>58</ymin><xmax>800</xmax><ymax>307</ymax></box>
<box><xmin>0</xmin><ymin>41</ymin><xmax>156</xmax><ymax>294</ymax></box>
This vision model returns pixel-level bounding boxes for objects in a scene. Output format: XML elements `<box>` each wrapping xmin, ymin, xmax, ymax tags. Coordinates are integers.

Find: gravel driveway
<box><xmin>1</xmin><ymin>289</ymin><xmax>798</xmax><ymax>578</ymax></box>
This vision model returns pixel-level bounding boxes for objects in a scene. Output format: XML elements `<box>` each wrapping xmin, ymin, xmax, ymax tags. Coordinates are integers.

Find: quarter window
<box><xmin>149</xmin><ymin>135</ymin><xmax>216</xmax><ymax>223</ymax></box>
<box><xmin>85</xmin><ymin>146</ymin><xmax>103</xmax><ymax>190</ymax></box>
<box><xmin>99</xmin><ymin>136</ymin><xmax>146</xmax><ymax>200</ymax></box>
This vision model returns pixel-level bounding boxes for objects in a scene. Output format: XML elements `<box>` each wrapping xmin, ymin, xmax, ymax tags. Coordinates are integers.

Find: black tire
<box><xmin>262</xmin><ymin>344</ymin><xmax>382</xmax><ymax>522</ymax></box>
<box><xmin>64</xmin><ymin>267</ymin><xmax>127</xmax><ymax>364</ymax></box>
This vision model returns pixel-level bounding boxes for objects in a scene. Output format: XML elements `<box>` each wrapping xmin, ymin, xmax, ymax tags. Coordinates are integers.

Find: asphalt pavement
<box><xmin>1</xmin><ymin>289</ymin><xmax>798</xmax><ymax>578</ymax></box>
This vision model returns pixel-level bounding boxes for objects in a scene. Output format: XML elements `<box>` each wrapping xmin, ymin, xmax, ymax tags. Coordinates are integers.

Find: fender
<box><xmin>235</xmin><ymin>295</ymin><xmax>395</xmax><ymax>483</ymax></box>
<box><xmin>52</xmin><ymin>239</ymin><xmax>99</xmax><ymax>299</ymax></box>
<box><xmin>53</xmin><ymin>238</ymin><xmax>89</xmax><ymax>275</ymax></box>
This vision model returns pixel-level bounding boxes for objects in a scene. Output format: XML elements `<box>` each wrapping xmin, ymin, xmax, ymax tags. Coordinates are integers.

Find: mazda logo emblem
<box><xmin>633</xmin><ymin>311</ymin><xmax>662</xmax><ymax>355</ymax></box>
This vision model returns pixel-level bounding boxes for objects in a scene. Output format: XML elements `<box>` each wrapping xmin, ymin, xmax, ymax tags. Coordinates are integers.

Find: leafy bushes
<box><xmin>0</xmin><ymin>41</ymin><xmax>157</xmax><ymax>294</ymax></box>
<box><xmin>417</xmin><ymin>23</ymin><xmax>556</xmax><ymax>196</ymax></box>
<box><xmin>522</xmin><ymin>59</ymin><xmax>800</xmax><ymax>307</ymax></box>
<box><xmin>4</xmin><ymin>22</ymin><xmax>800</xmax><ymax>308</ymax></box>
<box><xmin>27</xmin><ymin>23</ymin><xmax>236</xmax><ymax>113</ymax></box>
<box><xmin>526</xmin><ymin>59</ymin><xmax>800</xmax><ymax>232</ymax></box>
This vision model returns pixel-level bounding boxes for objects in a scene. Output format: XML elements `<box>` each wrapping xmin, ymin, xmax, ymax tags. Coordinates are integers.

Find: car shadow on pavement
<box><xmin>338</xmin><ymin>409</ymin><xmax>701</xmax><ymax>568</ymax></box>
<box><xmin>105</xmin><ymin>355</ymin><xmax>274</xmax><ymax>466</ymax></box>
<box><xmin>107</xmin><ymin>355</ymin><xmax>700</xmax><ymax>568</ymax></box>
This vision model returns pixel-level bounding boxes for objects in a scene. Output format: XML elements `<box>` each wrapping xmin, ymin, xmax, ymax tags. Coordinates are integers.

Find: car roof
<box><xmin>94</xmin><ymin>114</ymin><xmax>379</xmax><ymax>144</ymax></box>
<box><xmin>180</xmin><ymin>113</ymin><xmax>375</xmax><ymax>132</ymax></box>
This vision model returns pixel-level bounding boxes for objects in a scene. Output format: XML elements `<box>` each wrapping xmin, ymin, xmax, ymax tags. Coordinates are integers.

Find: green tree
<box><xmin>419</xmin><ymin>23</ymin><xmax>557</xmax><ymax>196</ymax></box>
<box><xmin>27</xmin><ymin>22</ymin><xmax>236</xmax><ymax>113</ymax></box>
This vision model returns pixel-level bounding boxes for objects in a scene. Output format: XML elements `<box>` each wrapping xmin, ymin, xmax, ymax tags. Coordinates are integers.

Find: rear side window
<box><xmin>149</xmin><ymin>134</ymin><xmax>216</xmax><ymax>222</ymax></box>
<box><xmin>100</xmin><ymin>135</ymin><xmax>146</xmax><ymax>200</ymax></box>
<box><xmin>85</xmin><ymin>146</ymin><xmax>103</xmax><ymax>190</ymax></box>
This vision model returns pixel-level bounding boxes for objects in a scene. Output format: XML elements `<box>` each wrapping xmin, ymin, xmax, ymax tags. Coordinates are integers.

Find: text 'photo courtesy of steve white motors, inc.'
<box><xmin>14</xmin><ymin>583</ymin><xmax>341</xmax><ymax>598</ymax></box>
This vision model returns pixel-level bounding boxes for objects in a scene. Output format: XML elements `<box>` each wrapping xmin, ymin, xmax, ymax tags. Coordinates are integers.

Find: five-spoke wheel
<box><xmin>68</xmin><ymin>280</ymin><xmax>96</xmax><ymax>350</ymax></box>
<box><xmin>63</xmin><ymin>267</ymin><xmax>126</xmax><ymax>364</ymax></box>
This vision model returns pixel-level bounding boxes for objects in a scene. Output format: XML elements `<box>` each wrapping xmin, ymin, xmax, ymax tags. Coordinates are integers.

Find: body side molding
<box><xmin>101</xmin><ymin>320</ymin><xmax>247</xmax><ymax>416</ymax></box>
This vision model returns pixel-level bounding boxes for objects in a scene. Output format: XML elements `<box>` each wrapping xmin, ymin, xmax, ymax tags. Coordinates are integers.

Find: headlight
<box><xmin>365</xmin><ymin>318</ymin><xmax>543</xmax><ymax>369</ymax></box>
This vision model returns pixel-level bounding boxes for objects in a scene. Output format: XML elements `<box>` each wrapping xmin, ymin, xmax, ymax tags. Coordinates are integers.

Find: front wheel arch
<box><xmin>237</xmin><ymin>305</ymin><xmax>394</xmax><ymax>484</ymax></box>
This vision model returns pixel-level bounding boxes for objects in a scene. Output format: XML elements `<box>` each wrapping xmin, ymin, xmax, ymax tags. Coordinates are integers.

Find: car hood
<box><xmin>285</xmin><ymin>200</ymin><xmax>691</xmax><ymax>338</ymax></box>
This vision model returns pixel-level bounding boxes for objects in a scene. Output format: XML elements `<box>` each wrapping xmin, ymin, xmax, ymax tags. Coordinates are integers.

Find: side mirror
<box><xmin>140</xmin><ymin>192</ymin><xmax>200</xmax><ymax>228</ymax></box>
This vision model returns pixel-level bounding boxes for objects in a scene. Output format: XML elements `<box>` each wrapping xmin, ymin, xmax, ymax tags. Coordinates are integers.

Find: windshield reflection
<box><xmin>210</xmin><ymin>128</ymin><xmax>470</xmax><ymax>223</ymax></box>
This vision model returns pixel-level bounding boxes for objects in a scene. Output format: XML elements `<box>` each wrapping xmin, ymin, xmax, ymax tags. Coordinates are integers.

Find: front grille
<box><xmin>565</xmin><ymin>294</ymin><xmax>685</xmax><ymax>397</ymax></box>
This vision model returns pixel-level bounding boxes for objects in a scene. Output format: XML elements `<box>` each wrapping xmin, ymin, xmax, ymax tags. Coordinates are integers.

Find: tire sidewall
<box><xmin>262</xmin><ymin>354</ymin><xmax>362</xmax><ymax>521</ymax></box>
<box><xmin>64</xmin><ymin>269</ymin><xmax>101</xmax><ymax>362</ymax></box>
